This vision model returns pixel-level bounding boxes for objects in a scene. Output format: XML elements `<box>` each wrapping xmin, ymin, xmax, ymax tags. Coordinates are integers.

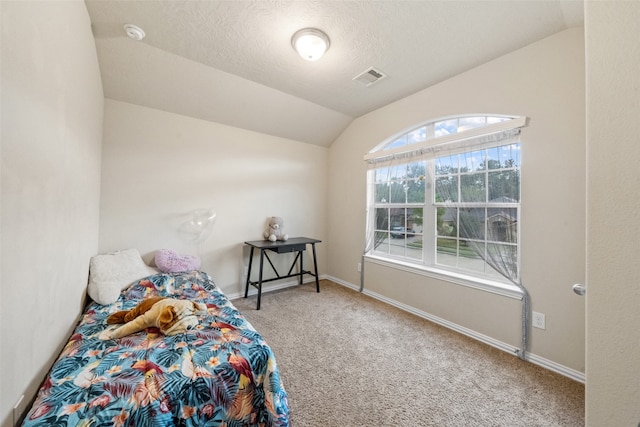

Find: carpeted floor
<box><xmin>232</xmin><ymin>280</ymin><xmax>584</xmax><ymax>427</ymax></box>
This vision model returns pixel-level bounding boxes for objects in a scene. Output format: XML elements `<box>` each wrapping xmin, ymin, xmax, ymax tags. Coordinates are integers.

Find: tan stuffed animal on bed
<box><xmin>102</xmin><ymin>297</ymin><xmax>208</xmax><ymax>339</ymax></box>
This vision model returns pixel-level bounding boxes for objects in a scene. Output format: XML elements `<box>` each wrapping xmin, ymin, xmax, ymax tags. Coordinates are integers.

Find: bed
<box><xmin>22</xmin><ymin>270</ymin><xmax>290</xmax><ymax>427</ymax></box>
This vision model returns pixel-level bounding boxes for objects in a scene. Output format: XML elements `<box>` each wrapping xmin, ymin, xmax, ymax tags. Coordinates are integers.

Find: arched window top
<box><xmin>373</xmin><ymin>115</ymin><xmax>517</xmax><ymax>153</ymax></box>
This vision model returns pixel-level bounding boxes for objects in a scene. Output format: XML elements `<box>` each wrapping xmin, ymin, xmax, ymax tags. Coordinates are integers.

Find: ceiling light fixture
<box><xmin>124</xmin><ymin>24</ymin><xmax>145</xmax><ymax>41</ymax></box>
<box><xmin>291</xmin><ymin>28</ymin><xmax>330</xmax><ymax>61</ymax></box>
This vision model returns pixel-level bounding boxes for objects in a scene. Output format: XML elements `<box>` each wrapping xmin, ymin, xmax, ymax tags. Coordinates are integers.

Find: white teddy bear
<box><xmin>263</xmin><ymin>216</ymin><xmax>288</xmax><ymax>242</ymax></box>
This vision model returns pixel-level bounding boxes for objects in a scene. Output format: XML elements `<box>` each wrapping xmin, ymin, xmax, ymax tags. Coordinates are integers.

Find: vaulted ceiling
<box><xmin>85</xmin><ymin>0</ymin><xmax>584</xmax><ymax>147</ymax></box>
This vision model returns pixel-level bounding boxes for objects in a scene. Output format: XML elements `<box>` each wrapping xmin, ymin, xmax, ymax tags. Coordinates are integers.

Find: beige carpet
<box><xmin>232</xmin><ymin>280</ymin><xmax>584</xmax><ymax>427</ymax></box>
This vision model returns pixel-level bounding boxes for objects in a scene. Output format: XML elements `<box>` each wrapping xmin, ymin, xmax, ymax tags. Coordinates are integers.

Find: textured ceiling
<box><xmin>85</xmin><ymin>0</ymin><xmax>584</xmax><ymax>147</ymax></box>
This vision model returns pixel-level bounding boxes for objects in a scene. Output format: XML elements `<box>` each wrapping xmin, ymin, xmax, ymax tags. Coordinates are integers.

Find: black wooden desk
<box><xmin>244</xmin><ymin>237</ymin><xmax>321</xmax><ymax>309</ymax></box>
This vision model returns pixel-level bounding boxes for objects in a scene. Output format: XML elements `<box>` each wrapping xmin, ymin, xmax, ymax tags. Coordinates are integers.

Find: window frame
<box><xmin>364</xmin><ymin>115</ymin><xmax>525</xmax><ymax>298</ymax></box>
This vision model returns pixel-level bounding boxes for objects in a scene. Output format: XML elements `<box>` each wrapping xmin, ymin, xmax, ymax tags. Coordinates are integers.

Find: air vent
<box><xmin>353</xmin><ymin>67</ymin><xmax>387</xmax><ymax>87</ymax></box>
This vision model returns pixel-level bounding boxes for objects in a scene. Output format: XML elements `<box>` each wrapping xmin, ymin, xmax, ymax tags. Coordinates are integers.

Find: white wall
<box><xmin>585</xmin><ymin>2</ymin><xmax>640</xmax><ymax>425</ymax></box>
<box><xmin>0</xmin><ymin>1</ymin><xmax>104</xmax><ymax>426</ymax></box>
<box><xmin>99</xmin><ymin>100</ymin><xmax>328</xmax><ymax>296</ymax></box>
<box><xmin>328</xmin><ymin>28</ymin><xmax>586</xmax><ymax>373</ymax></box>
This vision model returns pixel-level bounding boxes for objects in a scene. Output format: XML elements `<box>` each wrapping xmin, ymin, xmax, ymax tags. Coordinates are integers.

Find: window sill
<box><xmin>363</xmin><ymin>254</ymin><xmax>524</xmax><ymax>300</ymax></box>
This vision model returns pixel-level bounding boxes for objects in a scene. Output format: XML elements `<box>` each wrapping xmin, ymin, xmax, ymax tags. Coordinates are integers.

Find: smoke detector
<box><xmin>353</xmin><ymin>67</ymin><xmax>387</xmax><ymax>87</ymax></box>
<box><xmin>124</xmin><ymin>24</ymin><xmax>145</xmax><ymax>41</ymax></box>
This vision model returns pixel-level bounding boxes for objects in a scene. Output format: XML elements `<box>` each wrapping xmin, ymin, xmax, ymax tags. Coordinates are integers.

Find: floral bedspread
<box><xmin>22</xmin><ymin>271</ymin><xmax>289</xmax><ymax>427</ymax></box>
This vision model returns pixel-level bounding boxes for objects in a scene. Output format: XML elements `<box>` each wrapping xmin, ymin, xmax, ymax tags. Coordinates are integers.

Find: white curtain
<box><xmin>362</xmin><ymin>123</ymin><xmax>530</xmax><ymax>359</ymax></box>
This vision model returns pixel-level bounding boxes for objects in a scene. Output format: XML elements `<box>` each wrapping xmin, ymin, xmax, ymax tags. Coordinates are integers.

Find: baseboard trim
<box><xmin>525</xmin><ymin>353</ymin><xmax>585</xmax><ymax>384</ymax></box>
<box><xmin>326</xmin><ymin>275</ymin><xmax>585</xmax><ymax>384</ymax></box>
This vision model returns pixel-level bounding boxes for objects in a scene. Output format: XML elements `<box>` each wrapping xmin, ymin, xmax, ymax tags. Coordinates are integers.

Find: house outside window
<box><xmin>364</xmin><ymin>115</ymin><xmax>524</xmax><ymax>289</ymax></box>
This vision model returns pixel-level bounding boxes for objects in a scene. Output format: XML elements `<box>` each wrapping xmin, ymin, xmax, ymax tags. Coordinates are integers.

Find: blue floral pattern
<box><xmin>22</xmin><ymin>271</ymin><xmax>289</xmax><ymax>427</ymax></box>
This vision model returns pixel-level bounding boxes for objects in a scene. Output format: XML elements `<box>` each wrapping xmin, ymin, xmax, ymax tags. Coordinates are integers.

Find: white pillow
<box><xmin>87</xmin><ymin>248</ymin><xmax>158</xmax><ymax>305</ymax></box>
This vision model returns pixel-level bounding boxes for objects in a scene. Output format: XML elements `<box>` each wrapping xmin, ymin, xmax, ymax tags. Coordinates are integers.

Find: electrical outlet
<box><xmin>532</xmin><ymin>311</ymin><xmax>546</xmax><ymax>330</ymax></box>
<box><xmin>13</xmin><ymin>395</ymin><xmax>25</xmax><ymax>426</ymax></box>
<box><xmin>357</xmin><ymin>262</ymin><xmax>362</xmax><ymax>272</ymax></box>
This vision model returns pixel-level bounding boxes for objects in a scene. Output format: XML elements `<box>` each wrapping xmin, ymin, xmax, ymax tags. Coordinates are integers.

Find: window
<box><xmin>365</xmin><ymin>115</ymin><xmax>523</xmax><ymax>285</ymax></box>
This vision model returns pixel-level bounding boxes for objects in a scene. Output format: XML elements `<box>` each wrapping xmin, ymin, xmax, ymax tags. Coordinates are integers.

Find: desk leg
<box><xmin>257</xmin><ymin>249</ymin><xmax>264</xmax><ymax>310</ymax></box>
<box><xmin>299</xmin><ymin>250</ymin><xmax>304</xmax><ymax>285</ymax></box>
<box><xmin>312</xmin><ymin>243</ymin><xmax>320</xmax><ymax>293</ymax></box>
<box><xmin>245</xmin><ymin>246</ymin><xmax>254</xmax><ymax>298</ymax></box>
